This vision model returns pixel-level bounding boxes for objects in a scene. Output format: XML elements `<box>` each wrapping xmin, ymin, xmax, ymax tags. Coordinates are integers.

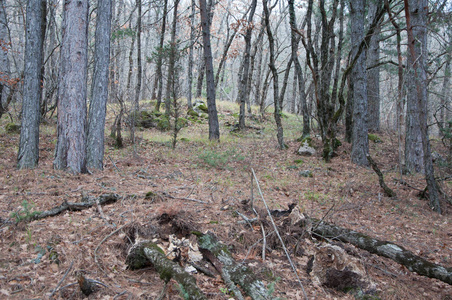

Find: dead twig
<box><xmin>161</xmin><ymin>191</ymin><xmax>208</xmax><ymax>204</ymax></box>
<box><xmin>48</xmin><ymin>261</ymin><xmax>74</xmax><ymax>299</ymax></box>
<box><xmin>252</xmin><ymin>168</ymin><xmax>308</xmax><ymax>300</ymax></box>
<box><xmin>94</xmin><ymin>223</ymin><xmax>130</xmax><ymax>275</ymax></box>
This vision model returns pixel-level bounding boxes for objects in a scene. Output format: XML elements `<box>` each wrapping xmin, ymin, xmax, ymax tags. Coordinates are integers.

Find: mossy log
<box><xmin>32</xmin><ymin>194</ymin><xmax>120</xmax><ymax>221</ymax></box>
<box><xmin>126</xmin><ymin>241</ymin><xmax>207</xmax><ymax>300</ymax></box>
<box><xmin>310</xmin><ymin>218</ymin><xmax>452</xmax><ymax>285</ymax></box>
<box><xmin>198</xmin><ymin>233</ymin><xmax>270</xmax><ymax>299</ymax></box>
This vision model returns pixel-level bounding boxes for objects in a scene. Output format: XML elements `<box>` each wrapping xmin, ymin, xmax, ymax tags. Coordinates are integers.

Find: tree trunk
<box><xmin>155</xmin><ymin>0</ymin><xmax>168</xmax><ymax>111</ymax></box>
<box><xmin>350</xmin><ymin>0</ymin><xmax>369</xmax><ymax>167</ymax></box>
<box><xmin>164</xmin><ymin>0</ymin><xmax>179</xmax><ymax>117</ymax></box>
<box><xmin>199</xmin><ymin>0</ymin><xmax>219</xmax><ymax>140</ymax></box>
<box><xmin>310</xmin><ymin>218</ymin><xmax>452</xmax><ymax>285</ymax></box>
<box><xmin>86</xmin><ymin>0</ymin><xmax>112</xmax><ymax>171</ymax></box>
<box><xmin>0</xmin><ymin>0</ymin><xmax>11</xmax><ymax>119</ymax></box>
<box><xmin>366</xmin><ymin>0</ymin><xmax>381</xmax><ymax>132</ymax></box>
<box><xmin>288</xmin><ymin>0</ymin><xmax>309</xmax><ymax>137</ymax></box>
<box><xmin>186</xmin><ymin>0</ymin><xmax>195</xmax><ymax>109</ymax></box>
<box><xmin>134</xmin><ymin>0</ymin><xmax>142</xmax><ymax>112</ymax></box>
<box><xmin>404</xmin><ymin>0</ymin><xmax>441</xmax><ymax>213</ymax></box>
<box><xmin>263</xmin><ymin>0</ymin><xmax>285</xmax><ymax>149</ymax></box>
<box><xmin>195</xmin><ymin>55</ymin><xmax>205</xmax><ymax>98</ymax></box>
<box><xmin>237</xmin><ymin>0</ymin><xmax>257</xmax><ymax>130</ymax></box>
<box><xmin>17</xmin><ymin>0</ymin><xmax>45</xmax><ymax>169</ymax></box>
<box><xmin>404</xmin><ymin>1</ymin><xmax>424</xmax><ymax>174</ymax></box>
<box><xmin>54</xmin><ymin>0</ymin><xmax>89</xmax><ymax>174</ymax></box>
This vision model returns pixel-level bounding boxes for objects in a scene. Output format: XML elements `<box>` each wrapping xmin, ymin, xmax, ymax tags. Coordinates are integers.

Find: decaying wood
<box><xmin>367</xmin><ymin>154</ymin><xmax>396</xmax><ymax>197</ymax></box>
<box><xmin>197</xmin><ymin>233</ymin><xmax>270</xmax><ymax>300</ymax></box>
<box><xmin>126</xmin><ymin>241</ymin><xmax>207</xmax><ymax>300</ymax></box>
<box><xmin>33</xmin><ymin>194</ymin><xmax>120</xmax><ymax>221</ymax></box>
<box><xmin>310</xmin><ymin>218</ymin><xmax>452</xmax><ymax>285</ymax></box>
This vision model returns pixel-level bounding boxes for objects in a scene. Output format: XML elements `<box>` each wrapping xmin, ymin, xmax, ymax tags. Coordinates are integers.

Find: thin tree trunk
<box><xmin>186</xmin><ymin>0</ymin><xmax>195</xmax><ymax>109</ymax></box>
<box><xmin>0</xmin><ymin>0</ymin><xmax>11</xmax><ymax>119</ymax></box>
<box><xmin>263</xmin><ymin>0</ymin><xmax>285</xmax><ymax>149</ymax></box>
<box><xmin>86</xmin><ymin>0</ymin><xmax>112</xmax><ymax>170</ymax></box>
<box><xmin>134</xmin><ymin>0</ymin><xmax>142</xmax><ymax>112</ymax></box>
<box><xmin>199</xmin><ymin>0</ymin><xmax>219</xmax><ymax>140</ymax></box>
<box><xmin>164</xmin><ymin>0</ymin><xmax>179</xmax><ymax>117</ymax></box>
<box><xmin>54</xmin><ymin>0</ymin><xmax>89</xmax><ymax>174</ymax></box>
<box><xmin>155</xmin><ymin>0</ymin><xmax>168</xmax><ymax>111</ymax></box>
<box><xmin>17</xmin><ymin>0</ymin><xmax>45</xmax><ymax>169</ymax></box>
<box><xmin>237</xmin><ymin>0</ymin><xmax>257</xmax><ymax>130</ymax></box>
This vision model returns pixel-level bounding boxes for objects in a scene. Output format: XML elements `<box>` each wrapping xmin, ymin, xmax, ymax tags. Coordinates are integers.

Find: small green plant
<box><xmin>197</xmin><ymin>148</ymin><xmax>245</xmax><ymax>170</ymax></box>
<box><xmin>368</xmin><ymin>133</ymin><xmax>383</xmax><ymax>143</ymax></box>
<box><xmin>10</xmin><ymin>200</ymin><xmax>41</xmax><ymax>223</ymax></box>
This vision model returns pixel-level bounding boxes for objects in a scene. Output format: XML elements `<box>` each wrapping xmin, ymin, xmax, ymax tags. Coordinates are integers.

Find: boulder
<box><xmin>298</xmin><ymin>141</ymin><xmax>316</xmax><ymax>156</ymax></box>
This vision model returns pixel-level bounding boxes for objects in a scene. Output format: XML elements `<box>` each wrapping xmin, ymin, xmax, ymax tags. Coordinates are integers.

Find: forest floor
<box><xmin>0</xmin><ymin>100</ymin><xmax>451</xmax><ymax>299</ymax></box>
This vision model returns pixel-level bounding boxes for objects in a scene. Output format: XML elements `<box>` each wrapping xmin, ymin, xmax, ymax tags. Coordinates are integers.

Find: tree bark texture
<box><xmin>237</xmin><ymin>0</ymin><xmax>257</xmax><ymax>130</ymax></box>
<box><xmin>263</xmin><ymin>0</ymin><xmax>285</xmax><ymax>149</ymax></box>
<box><xmin>288</xmin><ymin>0</ymin><xmax>309</xmax><ymax>137</ymax></box>
<box><xmin>404</xmin><ymin>0</ymin><xmax>441</xmax><ymax>213</ymax></box>
<box><xmin>404</xmin><ymin>0</ymin><xmax>425</xmax><ymax>174</ymax></box>
<box><xmin>87</xmin><ymin>0</ymin><xmax>112</xmax><ymax>171</ymax></box>
<box><xmin>367</xmin><ymin>0</ymin><xmax>381</xmax><ymax>132</ymax></box>
<box><xmin>134</xmin><ymin>0</ymin><xmax>142</xmax><ymax>112</ymax></box>
<box><xmin>126</xmin><ymin>241</ymin><xmax>207</xmax><ymax>300</ymax></box>
<box><xmin>186</xmin><ymin>0</ymin><xmax>195</xmax><ymax>109</ymax></box>
<box><xmin>311</xmin><ymin>218</ymin><xmax>452</xmax><ymax>285</ymax></box>
<box><xmin>164</xmin><ymin>0</ymin><xmax>179</xmax><ymax>117</ymax></box>
<box><xmin>17</xmin><ymin>0</ymin><xmax>45</xmax><ymax>169</ymax></box>
<box><xmin>350</xmin><ymin>0</ymin><xmax>369</xmax><ymax>166</ymax></box>
<box><xmin>155</xmin><ymin>0</ymin><xmax>167</xmax><ymax>111</ymax></box>
<box><xmin>54</xmin><ymin>0</ymin><xmax>89</xmax><ymax>174</ymax></box>
<box><xmin>199</xmin><ymin>0</ymin><xmax>220</xmax><ymax>140</ymax></box>
<box><xmin>0</xmin><ymin>0</ymin><xmax>10</xmax><ymax>119</ymax></box>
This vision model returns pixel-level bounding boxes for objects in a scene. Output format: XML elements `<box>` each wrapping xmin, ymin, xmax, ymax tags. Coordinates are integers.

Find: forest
<box><xmin>0</xmin><ymin>0</ymin><xmax>451</xmax><ymax>299</ymax></box>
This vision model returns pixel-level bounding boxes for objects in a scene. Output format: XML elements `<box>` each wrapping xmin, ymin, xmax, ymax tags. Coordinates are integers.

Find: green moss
<box><xmin>5</xmin><ymin>123</ymin><xmax>20</xmax><ymax>134</ymax></box>
<box><xmin>196</xmin><ymin>103</ymin><xmax>208</xmax><ymax>112</ymax></box>
<box><xmin>157</xmin><ymin>115</ymin><xmax>170</xmax><ymax>131</ymax></box>
<box><xmin>297</xmin><ymin>136</ymin><xmax>313</xmax><ymax>147</ymax></box>
<box><xmin>333</xmin><ymin>138</ymin><xmax>342</xmax><ymax>149</ymax></box>
<box><xmin>294</xmin><ymin>159</ymin><xmax>304</xmax><ymax>164</ymax></box>
<box><xmin>368</xmin><ymin>133</ymin><xmax>383</xmax><ymax>143</ymax></box>
<box><xmin>187</xmin><ymin>108</ymin><xmax>199</xmax><ymax>118</ymax></box>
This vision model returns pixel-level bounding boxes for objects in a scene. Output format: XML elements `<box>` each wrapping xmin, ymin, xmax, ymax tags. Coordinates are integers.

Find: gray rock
<box><xmin>299</xmin><ymin>170</ymin><xmax>313</xmax><ymax>178</ymax></box>
<box><xmin>298</xmin><ymin>141</ymin><xmax>316</xmax><ymax>156</ymax></box>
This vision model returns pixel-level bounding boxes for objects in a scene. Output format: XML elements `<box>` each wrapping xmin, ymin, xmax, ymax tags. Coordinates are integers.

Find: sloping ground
<box><xmin>0</xmin><ymin>108</ymin><xmax>451</xmax><ymax>299</ymax></box>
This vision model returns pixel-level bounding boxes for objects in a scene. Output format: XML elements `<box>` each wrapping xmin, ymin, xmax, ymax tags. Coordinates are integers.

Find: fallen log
<box><xmin>310</xmin><ymin>218</ymin><xmax>452</xmax><ymax>285</ymax></box>
<box><xmin>32</xmin><ymin>194</ymin><xmax>120</xmax><ymax>221</ymax></box>
<box><xmin>197</xmin><ymin>233</ymin><xmax>271</xmax><ymax>300</ymax></box>
<box><xmin>126</xmin><ymin>241</ymin><xmax>206</xmax><ymax>300</ymax></box>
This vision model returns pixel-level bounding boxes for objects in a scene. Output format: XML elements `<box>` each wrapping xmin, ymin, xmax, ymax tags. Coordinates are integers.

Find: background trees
<box><xmin>0</xmin><ymin>0</ymin><xmax>449</xmax><ymax>210</ymax></box>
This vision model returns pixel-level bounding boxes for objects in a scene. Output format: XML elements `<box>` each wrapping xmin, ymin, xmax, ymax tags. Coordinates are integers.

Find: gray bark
<box><xmin>186</xmin><ymin>0</ymin><xmax>195</xmax><ymax>109</ymax></box>
<box><xmin>405</xmin><ymin>0</ymin><xmax>441</xmax><ymax>213</ymax></box>
<box><xmin>237</xmin><ymin>0</ymin><xmax>257</xmax><ymax>130</ymax></box>
<box><xmin>17</xmin><ymin>0</ymin><xmax>45</xmax><ymax>169</ymax></box>
<box><xmin>350</xmin><ymin>0</ymin><xmax>369</xmax><ymax>166</ymax></box>
<box><xmin>164</xmin><ymin>0</ymin><xmax>179</xmax><ymax>117</ymax></box>
<box><xmin>155</xmin><ymin>0</ymin><xmax>167</xmax><ymax>111</ymax></box>
<box><xmin>404</xmin><ymin>0</ymin><xmax>424</xmax><ymax>174</ymax></box>
<box><xmin>366</xmin><ymin>0</ymin><xmax>381</xmax><ymax>132</ymax></box>
<box><xmin>134</xmin><ymin>0</ymin><xmax>142</xmax><ymax>112</ymax></box>
<box><xmin>86</xmin><ymin>0</ymin><xmax>112</xmax><ymax>171</ymax></box>
<box><xmin>54</xmin><ymin>0</ymin><xmax>89</xmax><ymax>174</ymax></box>
<box><xmin>0</xmin><ymin>0</ymin><xmax>10</xmax><ymax>118</ymax></box>
<box><xmin>200</xmin><ymin>0</ymin><xmax>220</xmax><ymax>140</ymax></box>
<box><xmin>288</xmin><ymin>0</ymin><xmax>309</xmax><ymax>137</ymax></box>
<box><xmin>263</xmin><ymin>0</ymin><xmax>285</xmax><ymax>149</ymax></box>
